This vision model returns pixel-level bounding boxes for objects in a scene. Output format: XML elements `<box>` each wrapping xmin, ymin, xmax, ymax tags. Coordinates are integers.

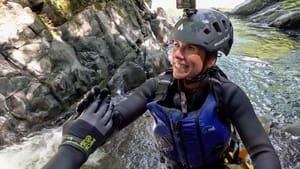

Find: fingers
<box><xmin>95</xmin><ymin>100</ymin><xmax>113</xmax><ymax>133</ymax></box>
<box><xmin>105</xmin><ymin>117</ymin><xmax>113</xmax><ymax>130</ymax></box>
<box><xmin>96</xmin><ymin>97</ymin><xmax>110</xmax><ymax>117</ymax></box>
<box><xmin>99</xmin><ymin>88</ymin><xmax>110</xmax><ymax>100</ymax></box>
<box><xmin>102</xmin><ymin>102</ymin><xmax>113</xmax><ymax>125</ymax></box>
<box><xmin>81</xmin><ymin>99</ymin><xmax>100</xmax><ymax>116</ymax></box>
<box><xmin>95</xmin><ymin>97</ymin><xmax>113</xmax><ymax>125</ymax></box>
<box><xmin>76</xmin><ymin>99</ymin><xmax>89</xmax><ymax>114</ymax></box>
<box><xmin>92</xmin><ymin>86</ymin><xmax>101</xmax><ymax>96</ymax></box>
<box><xmin>76</xmin><ymin>86</ymin><xmax>101</xmax><ymax>114</ymax></box>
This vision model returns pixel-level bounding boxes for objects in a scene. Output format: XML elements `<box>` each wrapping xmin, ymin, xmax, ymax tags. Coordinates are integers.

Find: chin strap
<box><xmin>183</xmin><ymin>73</ymin><xmax>207</xmax><ymax>85</ymax></box>
<box><xmin>183</xmin><ymin>65</ymin><xmax>215</xmax><ymax>85</ymax></box>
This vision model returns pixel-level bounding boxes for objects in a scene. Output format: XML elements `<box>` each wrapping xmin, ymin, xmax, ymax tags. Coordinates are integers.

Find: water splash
<box><xmin>0</xmin><ymin>128</ymin><xmax>61</xmax><ymax>169</ymax></box>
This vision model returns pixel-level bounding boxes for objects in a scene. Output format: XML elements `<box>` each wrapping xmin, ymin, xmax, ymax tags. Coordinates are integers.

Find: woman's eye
<box><xmin>173</xmin><ymin>42</ymin><xmax>180</xmax><ymax>48</ymax></box>
<box><xmin>187</xmin><ymin>45</ymin><xmax>197</xmax><ymax>52</ymax></box>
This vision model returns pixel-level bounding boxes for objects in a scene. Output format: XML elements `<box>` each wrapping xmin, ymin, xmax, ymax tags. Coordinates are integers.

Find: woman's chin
<box><xmin>173</xmin><ymin>71</ymin><xmax>189</xmax><ymax>80</ymax></box>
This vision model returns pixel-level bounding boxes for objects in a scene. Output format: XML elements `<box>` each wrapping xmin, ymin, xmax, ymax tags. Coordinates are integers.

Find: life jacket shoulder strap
<box><xmin>208</xmin><ymin>66</ymin><xmax>231</xmax><ymax>124</ymax></box>
<box><xmin>154</xmin><ymin>68</ymin><xmax>173</xmax><ymax>101</ymax></box>
<box><xmin>208</xmin><ymin>68</ymin><xmax>242</xmax><ymax>165</ymax></box>
<box><xmin>210</xmin><ymin>76</ymin><xmax>229</xmax><ymax>123</ymax></box>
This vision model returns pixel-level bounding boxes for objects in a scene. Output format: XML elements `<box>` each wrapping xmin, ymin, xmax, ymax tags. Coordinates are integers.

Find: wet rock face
<box><xmin>231</xmin><ymin>0</ymin><xmax>279</xmax><ymax>16</ymax></box>
<box><xmin>0</xmin><ymin>1</ymin><xmax>172</xmax><ymax>145</ymax></box>
<box><xmin>269</xmin><ymin>127</ymin><xmax>300</xmax><ymax>169</ymax></box>
<box><xmin>231</xmin><ymin>0</ymin><xmax>300</xmax><ymax>32</ymax></box>
<box><xmin>283</xmin><ymin>121</ymin><xmax>300</xmax><ymax>136</ymax></box>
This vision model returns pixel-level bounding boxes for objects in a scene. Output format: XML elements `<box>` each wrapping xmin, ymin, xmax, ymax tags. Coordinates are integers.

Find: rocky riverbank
<box><xmin>230</xmin><ymin>0</ymin><xmax>300</xmax><ymax>35</ymax></box>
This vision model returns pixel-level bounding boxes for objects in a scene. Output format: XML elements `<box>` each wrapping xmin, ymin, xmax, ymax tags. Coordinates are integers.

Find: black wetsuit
<box><xmin>43</xmin><ymin>67</ymin><xmax>281</xmax><ymax>169</ymax></box>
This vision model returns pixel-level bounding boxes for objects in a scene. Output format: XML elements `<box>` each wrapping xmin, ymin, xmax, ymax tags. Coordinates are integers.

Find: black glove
<box><xmin>60</xmin><ymin>87</ymin><xmax>114</xmax><ymax>159</ymax></box>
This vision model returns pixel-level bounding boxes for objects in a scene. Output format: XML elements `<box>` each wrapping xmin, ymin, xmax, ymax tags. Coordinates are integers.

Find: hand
<box><xmin>61</xmin><ymin>87</ymin><xmax>114</xmax><ymax>158</ymax></box>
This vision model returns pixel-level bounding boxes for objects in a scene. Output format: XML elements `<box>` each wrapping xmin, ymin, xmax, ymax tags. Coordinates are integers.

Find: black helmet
<box><xmin>171</xmin><ymin>8</ymin><xmax>233</xmax><ymax>56</ymax></box>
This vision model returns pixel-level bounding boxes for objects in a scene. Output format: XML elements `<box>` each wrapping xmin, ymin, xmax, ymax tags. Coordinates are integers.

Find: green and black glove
<box><xmin>61</xmin><ymin>87</ymin><xmax>114</xmax><ymax>159</ymax></box>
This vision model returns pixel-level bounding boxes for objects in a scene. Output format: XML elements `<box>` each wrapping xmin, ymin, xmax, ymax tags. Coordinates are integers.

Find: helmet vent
<box><xmin>222</xmin><ymin>20</ymin><xmax>227</xmax><ymax>29</ymax></box>
<box><xmin>213</xmin><ymin>22</ymin><xmax>221</xmax><ymax>32</ymax></box>
<box><xmin>204</xmin><ymin>28</ymin><xmax>210</xmax><ymax>34</ymax></box>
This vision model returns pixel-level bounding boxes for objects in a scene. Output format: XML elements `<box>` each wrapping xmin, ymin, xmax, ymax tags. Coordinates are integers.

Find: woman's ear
<box><xmin>206</xmin><ymin>56</ymin><xmax>217</xmax><ymax>68</ymax></box>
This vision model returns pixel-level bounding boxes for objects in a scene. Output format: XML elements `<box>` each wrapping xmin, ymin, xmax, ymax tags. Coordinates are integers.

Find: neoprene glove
<box><xmin>61</xmin><ymin>87</ymin><xmax>114</xmax><ymax>159</ymax></box>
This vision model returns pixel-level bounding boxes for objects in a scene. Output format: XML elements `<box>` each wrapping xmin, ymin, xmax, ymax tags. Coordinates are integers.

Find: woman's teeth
<box><xmin>175</xmin><ymin>62</ymin><xmax>187</xmax><ymax>68</ymax></box>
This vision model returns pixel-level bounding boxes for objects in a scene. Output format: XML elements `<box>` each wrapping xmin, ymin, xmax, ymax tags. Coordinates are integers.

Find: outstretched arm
<box><xmin>112</xmin><ymin>78</ymin><xmax>157</xmax><ymax>130</ymax></box>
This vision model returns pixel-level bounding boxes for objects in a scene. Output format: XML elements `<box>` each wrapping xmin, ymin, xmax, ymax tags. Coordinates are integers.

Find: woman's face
<box><xmin>171</xmin><ymin>41</ymin><xmax>207</xmax><ymax>80</ymax></box>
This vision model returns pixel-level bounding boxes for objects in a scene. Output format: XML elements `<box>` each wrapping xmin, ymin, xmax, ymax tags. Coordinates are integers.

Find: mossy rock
<box><xmin>40</xmin><ymin>0</ymin><xmax>95</xmax><ymax>26</ymax></box>
<box><xmin>283</xmin><ymin>121</ymin><xmax>300</xmax><ymax>136</ymax></box>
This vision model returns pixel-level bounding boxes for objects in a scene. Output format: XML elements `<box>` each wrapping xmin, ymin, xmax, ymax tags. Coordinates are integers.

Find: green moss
<box><xmin>28</xmin><ymin>0</ymin><xmax>40</xmax><ymax>7</ymax></box>
<box><xmin>45</xmin><ymin>0</ymin><xmax>96</xmax><ymax>19</ymax></box>
<box><xmin>36</xmin><ymin>14</ymin><xmax>60</xmax><ymax>39</ymax></box>
<box><xmin>94</xmin><ymin>0</ymin><xmax>122</xmax><ymax>11</ymax></box>
<box><xmin>58</xmin><ymin>1</ymin><xmax>72</xmax><ymax>17</ymax></box>
<box><xmin>117</xmin><ymin>8</ymin><xmax>129</xmax><ymax>19</ymax></box>
<box><xmin>282</xmin><ymin>0</ymin><xmax>300</xmax><ymax>9</ymax></box>
<box><xmin>98</xmin><ymin>79</ymin><xmax>108</xmax><ymax>89</ymax></box>
<box><xmin>107</xmin><ymin>0</ymin><xmax>121</xmax><ymax>7</ymax></box>
<box><xmin>94</xmin><ymin>2</ymin><xmax>104</xmax><ymax>10</ymax></box>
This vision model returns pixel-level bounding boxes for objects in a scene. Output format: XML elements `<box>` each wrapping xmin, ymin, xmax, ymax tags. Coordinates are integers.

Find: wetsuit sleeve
<box><xmin>112</xmin><ymin>77</ymin><xmax>158</xmax><ymax>130</ymax></box>
<box><xmin>42</xmin><ymin>145</ymin><xmax>86</xmax><ymax>169</ymax></box>
<box><xmin>222</xmin><ymin>82</ymin><xmax>281</xmax><ymax>169</ymax></box>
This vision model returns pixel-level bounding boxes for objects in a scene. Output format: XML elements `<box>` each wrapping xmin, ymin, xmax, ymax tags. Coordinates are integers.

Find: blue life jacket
<box><xmin>146</xmin><ymin>93</ymin><xmax>231</xmax><ymax>168</ymax></box>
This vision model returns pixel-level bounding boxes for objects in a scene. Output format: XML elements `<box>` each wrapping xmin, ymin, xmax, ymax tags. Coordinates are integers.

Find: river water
<box><xmin>0</xmin><ymin>18</ymin><xmax>299</xmax><ymax>169</ymax></box>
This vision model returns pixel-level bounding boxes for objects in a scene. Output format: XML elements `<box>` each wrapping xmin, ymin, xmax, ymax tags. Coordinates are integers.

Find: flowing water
<box><xmin>0</xmin><ymin>18</ymin><xmax>299</xmax><ymax>169</ymax></box>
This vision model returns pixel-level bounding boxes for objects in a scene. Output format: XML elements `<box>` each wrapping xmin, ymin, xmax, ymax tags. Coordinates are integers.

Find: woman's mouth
<box><xmin>174</xmin><ymin>62</ymin><xmax>188</xmax><ymax>69</ymax></box>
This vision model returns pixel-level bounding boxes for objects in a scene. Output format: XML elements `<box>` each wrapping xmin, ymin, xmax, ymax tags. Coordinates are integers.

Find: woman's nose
<box><xmin>173</xmin><ymin>48</ymin><xmax>185</xmax><ymax>60</ymax></box>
